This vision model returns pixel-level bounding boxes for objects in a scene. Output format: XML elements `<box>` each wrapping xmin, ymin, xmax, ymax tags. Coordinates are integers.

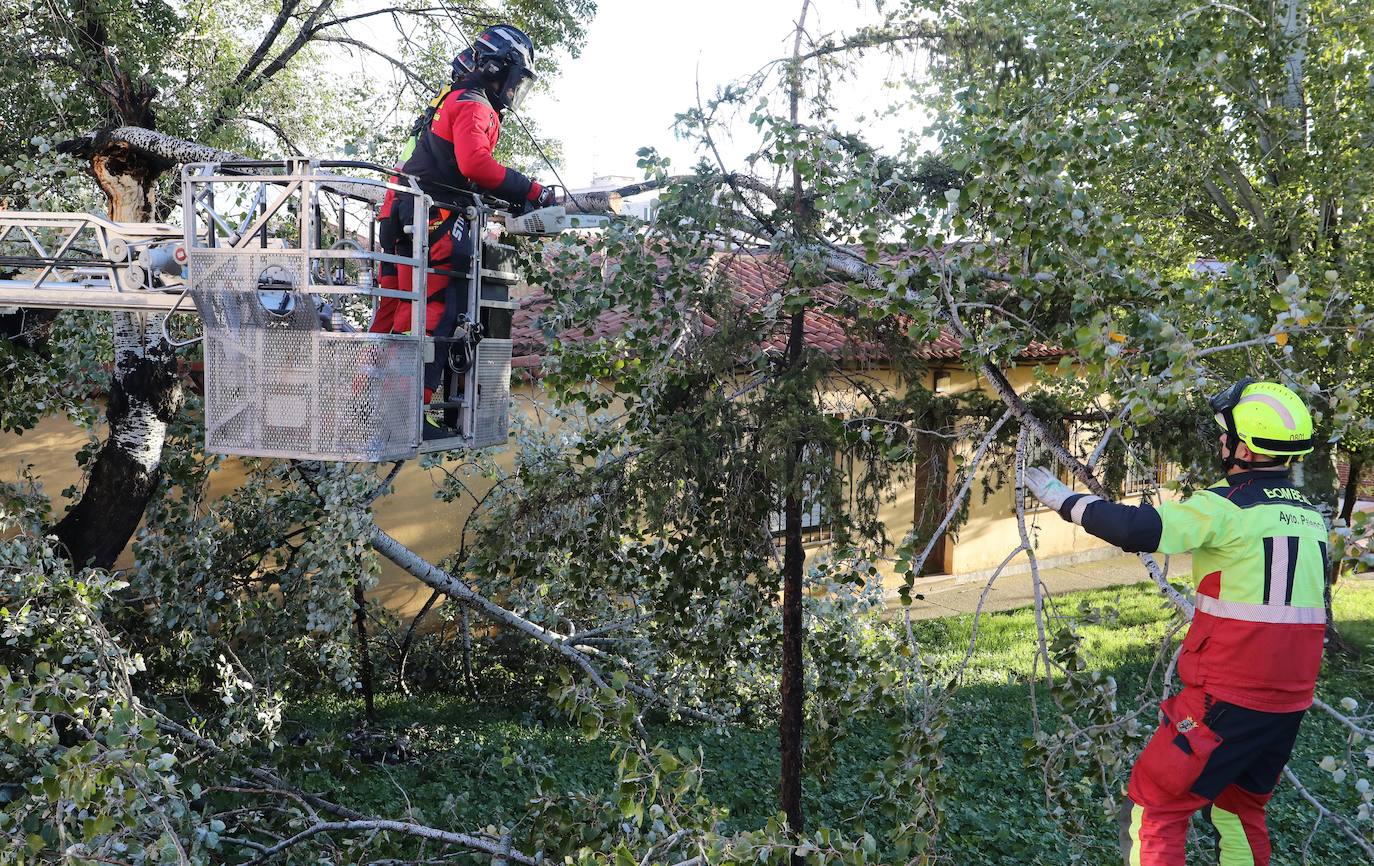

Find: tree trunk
<box><xmin>461</xmin><ymin>605</ymin><xmax>477</xmax><ymax>698</ymax></box>
<box><xmin>779</xmin><ymin>6</ymin><xmax>812</xmax><ymax>850</ymax></box>
<box><xmin>51</xmin><ymin>141</ymin><xmax>183</xmax><ymax>568</ymax></box>
<box><xmin>353</xmin><ymin>580</ymin><xmax>375</xmax><ymax>723</ymax></box>
<box><xmin>1339</xmin><ymin>456</ymin><xmax>1363</xmax><ymax>527</ymax></box>
<box><xmin>1293</xmin><ymin>442</ymin><xmax>1347</xmax><ymax>650</ymax></box>
<box><xmin>1326</xmin><ymin>455</ymin><xmax>1365</xmax><ymax>655</ymax></box>
<box><xmin>395</xmin><ymin>587</ymin><xmax>442</xmax><ymax>697</ymax></box>
<box><xmin>779</xmin><ymin>314</ymin><xmax>807</xmax><ymax>841</ymax></box>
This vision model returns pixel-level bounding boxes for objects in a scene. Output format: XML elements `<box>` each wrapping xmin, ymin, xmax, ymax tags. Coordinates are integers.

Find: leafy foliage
<box><xmin>6</xmin><ymin>0</ymin><xmax>1374</xmax><ymax>860</ymax></box>
<box><xmin>0</xmin><ymin>539</ymin><xmax>212</xmax><ymax>864</ymax></box>
<box><xmin>289</xmin><ymin>581</ymin><xmax>1374</xmax><ymax>865</ymax></box>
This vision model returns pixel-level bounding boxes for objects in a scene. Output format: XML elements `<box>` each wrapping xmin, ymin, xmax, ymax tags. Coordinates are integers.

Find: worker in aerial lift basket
<box><xmin>367</xmin><ymin>82</ymin><xmax>458</xmax><ymax>333</ymax></box>
<box><xmin>377</xmin><ymin>23</ymin><xmax>556</xmax><ymax>436</ymax></box>
<box><xmin>1024</xmin><ymin>379</ymin><xmax>1326</xmax><ymax>866</ymax></box>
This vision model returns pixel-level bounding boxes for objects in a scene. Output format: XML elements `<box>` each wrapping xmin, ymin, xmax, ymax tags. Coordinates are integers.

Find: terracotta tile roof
<box><xmin>510</xmin><ymin>248</ymin><xmax>1063</xmax><ymax>373</ymax></box>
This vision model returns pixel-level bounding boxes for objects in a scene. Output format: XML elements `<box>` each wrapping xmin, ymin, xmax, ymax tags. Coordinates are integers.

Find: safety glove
<box><xmin>523</xmin><ymin>185</ymin><xmax>559</xmax><ymax>213</ymax></box>
<box><xmin>535</xmin><ymin>185</ymin><xmax>559</xmax><ymax>208</ymax></box>
<box><xmin>1024</xmin><ymin>465</ymin><xmax>1072</xmax><ymax>512</ymax></box>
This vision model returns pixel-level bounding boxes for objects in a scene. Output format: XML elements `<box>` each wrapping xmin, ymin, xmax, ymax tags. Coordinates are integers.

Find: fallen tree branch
<box><xmin>59</xmin><ymin>126</ymin><xmax>242</xmax><ymax>171</ymax></box>
<box><xmin>246</xmin><ymin>819</ymin><xmax>536</xmax><ymax>866</ymax></box>
<box><xmin>952</xmin><ymin>542</ymin><xmax>1028</xmax><ymax>683</ymax></box>
<box><xmin>164</xmin><ymin>717</ymin><xmax>534</xmax><ymax>864</ymax></box>
<box><xmin>1310</xmin><ymin>695</ymin><xmax>1374</xmax><ymax>739</ymax></box>
<box><xmin>1015</xmin><ymin>428</ymin><xmax>1056</xmax><ymax>683</ymax></box>
<box><xmin>929</xmin><ymin>264</ymin><xmax>1193</xmax><ymax>615</ymax></box>
<box><xmin>1282</xmin><ymin>766</ymin><xmax>1374</xmax><ymax>861</ymax></box>
<box><xmin>369</xmin><ymin>525</ymin><xmax>612</xmax><ymax>687</ymax></box>
<box><xmin>610</xmin><ymin>172</ymin><xmax>784</xmax><ymax>204</ymax></box>
<box><xmin>369</xmin><ymin>525</ymin><xmax>727</xmax><ymax>726</ymax></box>
<box><xmin>981</xmin><ymin>357</ymin><xmax>1192</xmax><ymax>614</ymax></box>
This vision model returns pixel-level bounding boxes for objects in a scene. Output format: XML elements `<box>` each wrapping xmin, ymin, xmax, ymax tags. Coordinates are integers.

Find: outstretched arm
<box><xmin>1024</xmin><ymin>466</ymin><xmax>1162</xmax><ymax>552</ymax></box>
<box><xmin>1025</xmin><ymin>466</ymin><xmax>1226</xmax><ymax>555</ymax></box>
<box><xmin>449</xmin><ymin>100</ymin><xmax>543</xmax><ymax>207</ymax></box>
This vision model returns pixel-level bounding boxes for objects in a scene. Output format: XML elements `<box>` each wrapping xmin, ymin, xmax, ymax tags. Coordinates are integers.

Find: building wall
<box><xmin>0</xmin><ymin>409</ymin><xmax>507</xmax><ymax>622</ymax></box>
<box><xmin>810</xmin><ymin>363</ymin><xmax>1153</xmax><ymax>595</ymax></box>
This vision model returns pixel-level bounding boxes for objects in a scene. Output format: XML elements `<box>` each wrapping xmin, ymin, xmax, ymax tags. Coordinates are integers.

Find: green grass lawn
<box><xmin>289</xmin><ymin>579</ymin><xmax>1374</xmax><ymax>865</ymax></box>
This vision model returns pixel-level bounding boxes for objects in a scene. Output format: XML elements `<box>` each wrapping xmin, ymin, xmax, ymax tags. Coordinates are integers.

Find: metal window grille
<box><xmin>1019</xmin><ymin>426</ymin><xmax>1066</xmax><ymax>512</ymax></box>
<box><xmin>770</xmin><ymin>447</ymin><xmax>847</xmax><ymax>544</ymax></box>
<box><xmin>1124</xmin><ymin>445</ymin><xmax>1162</xmax><ymax>494</ymax></box>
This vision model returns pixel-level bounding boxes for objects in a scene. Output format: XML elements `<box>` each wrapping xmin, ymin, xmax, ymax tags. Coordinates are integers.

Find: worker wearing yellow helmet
<box><xmin>1025</xmin><ymin>379</ymin><xmax>1324</xmax><ymax>866</ymax></box>
<box><xmin>1210</xmin><ymin>377</ymin><xmax>1315</xmax><ymax>467</ymax></box>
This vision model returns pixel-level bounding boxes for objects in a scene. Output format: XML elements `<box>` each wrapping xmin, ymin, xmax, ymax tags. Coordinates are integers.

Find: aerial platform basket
<box><xmin>0</xmin><ymin>156</ymin><xmax>564</xmax><ymax>463</ymax></box>
<box><xmin>186</xmin><ymin>246</ymin><xmax>423</xmax><ymax>462</ymax></box>
<box><xmin>180</xmin><ymin>158</ymin><xmax>515</xmax><ymax>462</ymax></box>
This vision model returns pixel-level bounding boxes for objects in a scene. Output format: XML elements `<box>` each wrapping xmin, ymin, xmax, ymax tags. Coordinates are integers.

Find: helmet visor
<box><xmin>503</xmin><ymin>67</ymin><xmax>536</xmax><ymax>112</ymax></box>
<box><xmin>1207</xmin><ymin>377</ymin><xmax>1255</xmax><ymax>416</ymax></box>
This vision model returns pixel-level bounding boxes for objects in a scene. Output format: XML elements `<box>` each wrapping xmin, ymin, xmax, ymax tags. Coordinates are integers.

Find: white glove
<box><xmin>1024</xmin><ymin>466</ymin><xmax>1072</xmax><ymax>512</ymax></box>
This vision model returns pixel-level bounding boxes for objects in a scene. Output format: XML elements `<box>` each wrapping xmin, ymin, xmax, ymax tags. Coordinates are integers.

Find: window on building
<box><xmin>1019</xmin><ymin>424</ymin><xmax>1068</xmax><ymax>512</ymax></box>
<box><xmin>770</xmin><ymin>446</ymin><xmax>848</xmax><ymax>545</ymax></box>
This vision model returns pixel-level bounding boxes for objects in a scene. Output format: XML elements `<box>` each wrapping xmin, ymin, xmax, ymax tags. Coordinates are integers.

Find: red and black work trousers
<box><xmin>368</xmin><ymin>199</ymin><xmax>473</xmax><ymax>400</ymax></box>
<box><xmin>1119</xmin><ymin>686</ymin><xmax>1305</xmax><ymax>866</ymax></box>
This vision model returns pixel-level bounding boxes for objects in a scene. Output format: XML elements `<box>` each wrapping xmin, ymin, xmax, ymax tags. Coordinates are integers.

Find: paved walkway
<box><xmin>896</xmin><ymin>552</ymin><xmax>1194</xmax><ymax>620</ymax></box>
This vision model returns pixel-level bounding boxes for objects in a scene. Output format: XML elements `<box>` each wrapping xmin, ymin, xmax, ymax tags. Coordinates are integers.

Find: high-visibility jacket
<box><xmin>1056</xmin><ymin>469</ymin><xmax>1327</xmax><ymax>712</ymax></box>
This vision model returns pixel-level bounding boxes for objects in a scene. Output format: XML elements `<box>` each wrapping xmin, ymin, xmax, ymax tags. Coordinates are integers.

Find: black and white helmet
<box><xmin>454</xmin><ymin>24</ymin><xmax>536</xmax><ymax>112</ymax></box>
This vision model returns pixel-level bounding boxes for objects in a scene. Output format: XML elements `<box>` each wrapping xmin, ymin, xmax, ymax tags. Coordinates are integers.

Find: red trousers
<box><xmin>1118</xmin><ymin>686</ymin><xmax>1304</xmax><ymax>865</ymax></box>
<box><xmin>367</xmin><ymin>277</ymin><xmax>403</xmax><ymax>333</ymax></box>
<box><xmin>1120</xmin><ymin>784</ymin><xmax>1273</xmax><ymax>865</ymax></box>
<box><xmin>368</xmin><ymin>281</ymin><xmax>449</xmax><ymax>335</ymax></box>
<box><xmin>370</xmin><ymin>231</ymin><xmax>454</xmax><ymax>336</ymax></box>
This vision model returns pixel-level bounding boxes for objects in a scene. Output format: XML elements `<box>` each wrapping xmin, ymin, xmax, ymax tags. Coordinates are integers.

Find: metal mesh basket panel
<box><xmin>188</xmin><ymin>250</ymin><xmax>420</xmax><ymax>461</ymax></box>
<box><xmin>471</xmin><ymin>338</ymin><xmax>512</xmax><ymax>449</ymax></box>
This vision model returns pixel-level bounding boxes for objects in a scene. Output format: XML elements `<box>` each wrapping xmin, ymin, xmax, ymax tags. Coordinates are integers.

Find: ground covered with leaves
<box><xmin>289</xmin><ymin>579</ymin><xmax>1374</xmax><ymax>865</ymax></box>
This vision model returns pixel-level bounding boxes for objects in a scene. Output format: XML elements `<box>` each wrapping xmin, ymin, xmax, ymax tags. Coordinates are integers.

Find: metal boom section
<box><xmin>0</xmin><ymin>212</ymin><xmax>184</xmax><ymax>312</ymax></box>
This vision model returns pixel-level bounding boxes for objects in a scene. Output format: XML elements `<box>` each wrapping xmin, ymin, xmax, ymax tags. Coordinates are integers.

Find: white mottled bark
<box><xmin>105</xmin><ymin>126</ymin><xmax>245</xmax><ymax>167</ymax></box>
<box><xmin>1280</xmin><ymin>0</ymin><xmax>1307</xmax><ymax>119</ymax></box>
<box><xmin>103</xmin><ymin>157</ymin><xmax>170</xmax><ymax>473</ymax></box>
<box><xmin>110</xmin><ymin>312</ymin><xmax>169</xmax><ymax>471</ymax></box>
<box><xmin>52</xmin><ymin>141</ymin><xmax>184</xmax><ymax>566</ymax></box>
<box><xmin>250</xmin><ymin>820</ymin><xmax>537</xmax><ymax>865</ymax></box>
<box><xmin>369</xmin><ymin>525</ymin><xmax>614</xmax><ymax>686</ymax></box>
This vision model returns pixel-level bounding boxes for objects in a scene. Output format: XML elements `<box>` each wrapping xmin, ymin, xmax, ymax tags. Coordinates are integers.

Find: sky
<box><xmin>521</xmin><ymin>0</ymin><xmax>931</xmax><ymax>189</ymax></box>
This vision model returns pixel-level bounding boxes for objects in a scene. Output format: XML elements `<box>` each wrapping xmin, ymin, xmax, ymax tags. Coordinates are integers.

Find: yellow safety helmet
<box><xmin>1209</xmin><ymin>378</ymin><xmax>1314</xmax><ymax>463</ymax></box>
